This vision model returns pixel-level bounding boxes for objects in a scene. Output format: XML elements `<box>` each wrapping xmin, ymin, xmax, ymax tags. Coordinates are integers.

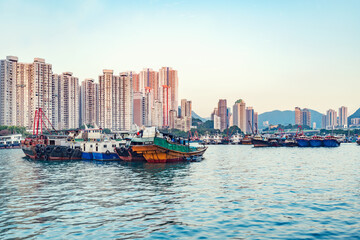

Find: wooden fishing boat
<box><xmin>241</xmin><ymin>135</ymin><xmax>253</xmax><ymax>145</ymax></box>
<box><xmin>130</xmin><ymin>136</ymin><xmax>207</xmax><ymax>163</ymax></box>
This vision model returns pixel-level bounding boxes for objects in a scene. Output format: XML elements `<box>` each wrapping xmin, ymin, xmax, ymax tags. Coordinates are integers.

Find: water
<box><xmin>0</xmin><ymin>145</ymin><xmax>359</xmax><ymax>239</ymax></box>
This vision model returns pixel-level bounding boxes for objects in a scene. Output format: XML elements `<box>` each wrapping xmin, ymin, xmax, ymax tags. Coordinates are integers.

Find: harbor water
<box><xmin>0</xmin><ymin>144</ymin><xmax>359</xmax><ymax>239</ymax></box>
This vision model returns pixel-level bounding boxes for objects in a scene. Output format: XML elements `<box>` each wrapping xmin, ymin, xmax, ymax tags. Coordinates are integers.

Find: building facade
<box><xmin>0</xmin><ymin>56</ymin><xmax>18</xmax><ymax>126</ymax></box>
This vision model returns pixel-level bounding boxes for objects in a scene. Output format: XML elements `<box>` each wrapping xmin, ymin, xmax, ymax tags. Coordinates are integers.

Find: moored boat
<box><xmin>296</xmin><ymin>135</ymin><xmax>310</xmax><ymax>147</ymax></box>
<box><xmin>128</xmin><ymin>127</ymin><xmax>207</xmax><ymax>163</ymax></box>
<box><xmin>283</xmin><ymin>138</ymin><xmax>297</xmax><ymax>147</ymax></box>
<box><xmin>241</xmin><ymin>135</ymin><xmax>253</xmax><ymax>145</ymax></box>
<box><xmin>323</xmin><ymin>135</ymin><xmax>340</xmax><ymax>147</ymax></box>
<box><xmin>0</xmin><ymin>134</ymin><xmax>23</xmax><ymax>149</ymax></box>
<box><xmin>252</xmin><ymin>135</ymin><xmax>269</xmax><ymax>147</ymax></box>
<box><xmin>309</xmin><ymin>135</ymin><xmax>324</xmax><ymax>147</ymax></box>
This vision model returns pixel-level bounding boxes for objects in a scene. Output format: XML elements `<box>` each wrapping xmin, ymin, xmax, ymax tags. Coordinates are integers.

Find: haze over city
<box><xmin>0</xmin><ymin>0</ymin><xmax>359</xmax><ymax>117</ymax></box>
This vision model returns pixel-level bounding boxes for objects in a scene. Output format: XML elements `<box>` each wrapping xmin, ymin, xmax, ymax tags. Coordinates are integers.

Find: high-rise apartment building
<box><xmin>58</xmin><ymin>72</ymin><xmax>79</xmax><ymax>130</ymax></box>
<box><xmin>161</xmin><ymin>85</ymin><xmax>172</xmax><ymax>127</ymax></box>
<box><xmin>32</xmin><ymin>58</ymin><xmax>53</xmax><ymax>127</ymax></box>
<box><xmin>80</xmin><ymin>78</ymin><xmax>98</xmax><ymax>126</ymax></box>
<box><xmin>338</xmin><ymin>106</ymin><xmax>348</xmax><ymax>128</ymax></box>
<box><xmin>246</xmin><ymin>107</ymin><xmax>254</xmax><ymax>134</ymax></box>
<box><xmin>295</xmin><ymin>107</ymin><xmax>301</xmax><ymax>125</ymax></box>
<box><xmin>218</xmin><ymin>99</ymin><xmax>227</xmax><ymax>131</ymax></box>
<box><xmin>99</xmin><ymin>69</ymin><xmax>114</xmax><ymax>129</ymax></box>
<box><xmin>301</xmin><ymin>108</ymin><xmax>311</xmax><ymax>127</ymax></box>
<box><xmin>321</xmin><ymin>114</ymin><xmax>327</xmax><ymax>129</ymax></box>
<box><xmin>159</xmin><ymin>67</ymin><xmax>178</xmax><ymax>112</ymax></box>
<box><xmin>16</xmin><ymin>62</ymin><xmax>32</xmax><ymax>127</ymax></box>
<box><xmin>130</xmin><ymin>72</ymin><xmax>140</xmax><ymax>92</ymax></box>
<box><xmin>232</xmin><ymin>99</ymin><xmax>246</xmax><ymax>132</ymax></box>
<box><xmin>51</xmin><ymin>74</ymin><xmax>60</xmax><ymax>129</ymax></box>
<box><xmin>326</xmin><ymin>109</ymin><xmax>337</xmax><ymax>129</ymax></box>
<box><xmin>118</xmin><ymin>72</ymin><xmax>133</xmax><ymax>131</ymax></box>
<box><xmin>0</xmin><ymin>56</ymin><xmax>18</xmax><ymax>126</ymax></box>
<box><xmin>133</xmin><ymin>92</ymin><xmax>145</xmax><ymax>127</ymax></box>
<box><xmin>140</xmin><ymin>68</ymin><xmax>159</xmax><ymax>100</ymax></box>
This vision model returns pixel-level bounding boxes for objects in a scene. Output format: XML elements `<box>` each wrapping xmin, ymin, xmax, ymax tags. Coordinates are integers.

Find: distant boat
<box><xmin>296</xmin><ymin>135</ymin><xmax>310</xmax><ymax>147</ymax></box>
<box><xmin>241</xmin><ymin>135</ymin><xmax>253</xmax><ymax>145</ymax></box>
<box><xmin>0</xmin><ymin>134</ymin><xmax>23</xmax><ymax>149</ymax></box>
<box><xmin>252</xmin><ymin>135</ymin><xmax>269</xmax><ymax>147</ymax></box>
<box><xmin>309</xmin><ymin>135</ymin><xmax>324</xmax><ymax>147</ymax></box>
<box><xmin>323</xmin><ymin>135</ymin><xmax>340</xmax><ymax>147</ymax></box>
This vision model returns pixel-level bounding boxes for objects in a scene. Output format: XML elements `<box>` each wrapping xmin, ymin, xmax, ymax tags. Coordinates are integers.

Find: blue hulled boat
<box><xmin>309</xmin><ymin>136</ymin><xmax>324</xmax><ymax>147</ymax></box>
<box><xmin>323</xmin><ymin>136</ymin><xmax>340</xmax><ymax>147</ymax></box>
<box><xmin>296</xmin><ymin>135</ymin><xmax>310</xmax><ymax>147</ymax></box>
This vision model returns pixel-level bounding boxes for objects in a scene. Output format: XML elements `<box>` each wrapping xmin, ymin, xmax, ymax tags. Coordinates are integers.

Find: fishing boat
<box><xmin>128</xmin><ymin>127</ymin><xmax>207</xmax><ymax>163</ymax></box>
<box><xmin>296</xmin><ymin>135</ymin><xmax>310</xmax><ymax>147</ymax></box>
<box><xmin>211</xmin><ymin>134</ymin><xmax>222</xmax><ymax>144</ymax></box>
<box><xmin>230</xmin><ymin>133</ymin><xmax>242</xmax><ymax>144</ymax></box>
<box><xmin>252</xmin><ymin>135</ymin><xmax>269</xmax><ymax>147</ymax></box>
<box><xmin>283</xmin><ymin>138</ymin><xmax>297</xmax><ymax>147</ymax></box>
<box><xmin>200</xmin><ymin>133</ymin><xmax>211</xmax><ymax>145</ymax></box>
<box><xmin>323</xmin><ymin>135</ymin><xmax>340</xmax><ymax>147</ymax></box>
<box><xmin>79</xmin><ymin>126</ymin><xmax>125</xmax><ymax>160</ymax></box>
<box><xmin>241</xmin><ymin>135</ymin><xmax>253</xmax><ymax>145</ymax></box>
<box><xmin>309</xmin><ymin>135</ymin><xmax>324</xmax><ymax>147</ymax></box>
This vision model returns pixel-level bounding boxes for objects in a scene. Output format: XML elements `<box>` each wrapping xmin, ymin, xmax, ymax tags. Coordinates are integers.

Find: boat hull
<box><xmin>115</xmin><ymin>147</ymin><xmax>146</xmax><ymax>162</ymax></box>
<box><xmin>323</xmin><ymin>139</ymin><xmax>340</xmax><ymax>147</ymax></box>
<box><xmin>309</xmin><ymin>139</ymin><xmax>323</xmax><ymax>147</ymax></box>
<box><xmin>297</xmin><ymin>139</ymin><xmax>310</xmax><ymax>147</ymax></box>
<box><xmin>252</xmin><ymin>139</ymin><xmax>269</xmax><ymax>147</ymax></box>
<box><xmin>131</xmin><ymin>144</ymin><xmax>207</xmax><ymax>163</ymax></box>
<box><xmin>92</xmin><ymin>152</ymin><xmax>120</xmax><ymax>161</ymax></box>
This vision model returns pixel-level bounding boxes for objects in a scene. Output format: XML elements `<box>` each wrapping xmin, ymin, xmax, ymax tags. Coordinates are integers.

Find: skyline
<box><xmin>1</xmin><ymin>0</ymin><xmax>359</xmax><ymax>117</ymax></box>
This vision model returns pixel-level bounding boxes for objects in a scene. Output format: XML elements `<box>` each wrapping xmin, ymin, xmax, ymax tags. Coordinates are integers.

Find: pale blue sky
<box><xmin>0</xmin><ymin>0</ymin><xmax>359</xmax><ymax>117</ymax></box>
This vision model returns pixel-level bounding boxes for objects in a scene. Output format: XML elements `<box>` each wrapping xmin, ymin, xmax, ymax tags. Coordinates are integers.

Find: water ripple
<box><xmin>0</xmin><ymin>146</ymin><xmax>359</xmax><ymax>239</ymax></box>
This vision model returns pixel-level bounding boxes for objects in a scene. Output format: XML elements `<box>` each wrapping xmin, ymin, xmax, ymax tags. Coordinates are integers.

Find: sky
<box><xmin>0</xmin><ymin>0</ymin><xmax>359</xmax><ymax>118</ymax></box>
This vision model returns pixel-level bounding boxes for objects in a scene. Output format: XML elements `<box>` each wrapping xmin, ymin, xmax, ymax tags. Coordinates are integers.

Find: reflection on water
<box><xmin>0</xmin><ymin>145</ymin><xmax>359</xmax><ymax>239</ymax></box>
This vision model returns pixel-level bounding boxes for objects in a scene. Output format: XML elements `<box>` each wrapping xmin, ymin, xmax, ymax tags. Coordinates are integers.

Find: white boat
<box><xmin>0</xmin><ymin>134</ymin><xmax>23</xmax><ymax>149</ymax></box>
<box><xmin>230</xmin><ymin>133</ymin><xmax>242</xmax><ymax>144</ymax></box>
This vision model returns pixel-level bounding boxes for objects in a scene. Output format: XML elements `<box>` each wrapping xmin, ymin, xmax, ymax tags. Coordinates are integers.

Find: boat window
<box><xmin>112</xmin><ymin>145</ymin><xmax>116</xmax><ymax>147</ymax></box>
<box><xmin>90</xmin><ymin>145</ymin><xmax>93</xmax><ymax>148</ymax></box>
<box><xmin>103</xmin><ymin>145</ymin><xmax>107</xmax><ymax>148</ymax></box>
<box><xmin>50</xmin><ymin>140</ymin><xmax>55</xmax><ymax>145</ymax></box>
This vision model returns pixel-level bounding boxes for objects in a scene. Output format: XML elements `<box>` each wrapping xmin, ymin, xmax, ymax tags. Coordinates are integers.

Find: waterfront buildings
<box><xmin>173</xmin><ymin>99</ymin><xmax>192</xmax><ymax>132</ymax></box>
<box><xmin>326</xmin><ymin>109</ymin><xmax>337</xmax><ymax>130</ymax></box>
<box><xmin>246</xmin><ymin>107</ymin><xmax>254</xmax><ymax>134</ymax></box>
<box><xmin>338</xmin><ymin>106</ymin><xmax>348</xmax><ymax>128</ymax></box>
<box><xmin>58</xmin><ymin>72</ymin><xmax>80</xmax><ymax>130</ymax></box>
<box><xmin>232</xmin><ymin>99</ymin><xmax>246</xmax><ymax>133</ymax></box>
<box><xmin>294</xmin><ymin>107</ymin><xmax>311</xmax><ymax>127</ymax></box>
<box><xmin>301</xmin><ymin>108</ymin><xmax>311</xmax><ymax>127</ymax></box>
<box><xmin>218</xmin><ymin>99</ymin><xmax>227</xmax><ymax>131</ymax></box>
<box><xmin>295</xmin><ymin>107</ymin><xmax>301</xmax><ymax>125</ymax></box>
<box><xmin>0</xmin><ymin>56</ymin><xmax>17</xmax><ymax>126</ymax></box>
<box><xmin>0</xmin><ymin>55</ymin><xmax>181</xmax><ymax>132</ymax></box>
<box><xmin>80</xmin><ymin>78</ymin><xmax>98</xmax><ymax>126</ymax></box>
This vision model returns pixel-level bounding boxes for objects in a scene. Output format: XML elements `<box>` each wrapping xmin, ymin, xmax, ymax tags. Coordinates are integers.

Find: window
<box><xmin>103</xmin><ymin>145</ymin><xmax>107</xmax><ymax>148</ymax></box>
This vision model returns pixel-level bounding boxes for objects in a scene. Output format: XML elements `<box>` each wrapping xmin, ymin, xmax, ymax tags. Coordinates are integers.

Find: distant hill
<box><xmin>192</xmin><ymin>111</ymin><xmax>207</xmax><ymax>122</ymax></box>
<box><xmin>348</xmin><ymin>107</ymin><xmax>360</xmax><ymax>125</ymax></box>
<box><xmin>258</xmin><ymin>109</ymin><xmax>323</xmax><ymax>129</ymax></box>
<box><xmin>178</xmin><ymin>106</ymin><xmax>207</xmax><ymax>122</ymax></box>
